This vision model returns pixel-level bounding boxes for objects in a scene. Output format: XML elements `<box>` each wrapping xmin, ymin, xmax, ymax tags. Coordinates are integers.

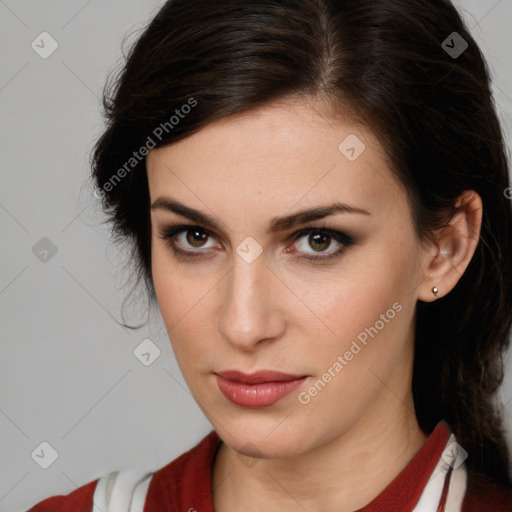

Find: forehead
<box><xmin>146</xmin><ymin>98</ymin><xmax>407</xmax><ymax>228</ymax></box>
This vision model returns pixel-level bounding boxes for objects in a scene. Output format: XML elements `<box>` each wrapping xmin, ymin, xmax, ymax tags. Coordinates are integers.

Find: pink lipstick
<box><xmin>215</xmin><ymin>370</ymin><xmax>307</xmax><ymax>408</ymax></box>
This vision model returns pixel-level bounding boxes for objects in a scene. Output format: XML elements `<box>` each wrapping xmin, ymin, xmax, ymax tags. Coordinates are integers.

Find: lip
<box><xmin>215</xmin><ymin>370</ymin><xmax>308</xmax><ymax>408</ymax></box>
<box><xmin>216</xmin><ymin>369</ymin><xmax>306</xmax><ymax>384</ymax></box>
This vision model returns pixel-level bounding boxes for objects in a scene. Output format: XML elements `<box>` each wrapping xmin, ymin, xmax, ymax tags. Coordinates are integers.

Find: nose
<box><xmin>217</xmin><ymin>251</ymin><xmax>286</xmax><ymax>351</ymax></box>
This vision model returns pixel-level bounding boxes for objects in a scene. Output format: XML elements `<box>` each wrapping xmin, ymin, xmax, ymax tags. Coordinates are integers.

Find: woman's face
<box><xmin>147</xmin><ymin>97</ymin><xmax>433</xmax><ymax>458</ymax></box>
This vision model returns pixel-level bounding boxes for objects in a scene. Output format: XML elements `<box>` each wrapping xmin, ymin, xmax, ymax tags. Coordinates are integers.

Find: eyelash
<box><xmin>157</xmin><ymin>222</ymin><xmax>354</xmax><ymax>263</ymax></box>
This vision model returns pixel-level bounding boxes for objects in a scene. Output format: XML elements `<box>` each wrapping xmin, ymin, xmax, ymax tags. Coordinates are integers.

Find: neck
<box><xmin>212</xmin><ymin>397</ymin><xmax>428</xmax><ymax>512</ymax></box>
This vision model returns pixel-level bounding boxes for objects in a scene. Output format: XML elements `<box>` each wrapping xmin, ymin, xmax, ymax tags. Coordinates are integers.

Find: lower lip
<box><xmin>215</xmin><ymin>375</ymin><xmax>307</xmax><ymax>408</ymax></box>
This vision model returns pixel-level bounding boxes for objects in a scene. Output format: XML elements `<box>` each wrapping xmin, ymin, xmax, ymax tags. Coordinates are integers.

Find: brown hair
<box><xmin>90</xmin><ymin>0</ymin><xmax>512</xmax><ymax>488</ymax></box>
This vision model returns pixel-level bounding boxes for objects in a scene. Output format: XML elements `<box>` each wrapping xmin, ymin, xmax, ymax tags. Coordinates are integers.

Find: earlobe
<box><xmin>417</xmin><ymin>191</ymin><xmax>483</xmax><ymax>303</ymax></box>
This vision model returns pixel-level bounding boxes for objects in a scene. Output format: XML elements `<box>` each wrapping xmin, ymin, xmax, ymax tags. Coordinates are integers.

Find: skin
<box><xmin>146</xmin><ymin>96</ymin><xmax>482</xmax><ymax>512</ymax></box>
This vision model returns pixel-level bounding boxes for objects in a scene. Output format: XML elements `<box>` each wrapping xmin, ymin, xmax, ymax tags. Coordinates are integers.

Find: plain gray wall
<box><xmin>0</xmin><ymin>1</ymin><xmax>511</xmax><ymax>511</ymax></box>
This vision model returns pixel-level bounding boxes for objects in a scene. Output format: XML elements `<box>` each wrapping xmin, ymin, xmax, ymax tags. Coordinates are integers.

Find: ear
<box><xmin>417</xmin><ymin>190</ymin><xmax>483</xmax><ymax>302</ymax></box>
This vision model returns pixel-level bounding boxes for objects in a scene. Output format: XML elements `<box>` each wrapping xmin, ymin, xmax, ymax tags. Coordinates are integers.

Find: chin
<box><xmin>218</xmin><ymin>419</ymin><xmax>310</xmax><ymax>460</ymax></box>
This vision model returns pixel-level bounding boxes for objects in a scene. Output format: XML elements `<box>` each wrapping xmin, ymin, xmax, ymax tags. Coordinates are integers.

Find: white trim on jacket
<box><xmin>412</xmin><ymin>433</ymin><xmax>467</xmax><ymax>512</ymax></box>
<box><xmin>92</xmin><ymin>468</ymin><xmax>154</xmax><ymax>512</ymax></box>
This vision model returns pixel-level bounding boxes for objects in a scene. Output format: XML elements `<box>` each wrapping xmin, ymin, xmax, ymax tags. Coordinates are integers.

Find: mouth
<box><xmin>214</xmin><ymin>370</ymin><xmax>308</xmax><ymax>408</ymax></box>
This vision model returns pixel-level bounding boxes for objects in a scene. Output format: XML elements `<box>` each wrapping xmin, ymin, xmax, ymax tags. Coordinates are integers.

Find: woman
<box><xmin>27</xmin><ymin>0</ymin><xmax>512</xmax><ymax>510</ymax></box>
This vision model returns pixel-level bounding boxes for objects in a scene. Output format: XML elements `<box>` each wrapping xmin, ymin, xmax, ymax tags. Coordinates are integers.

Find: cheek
<box><xmin>291</xmin><ymin>240</ymin><xmax>417</xmax><ymax>365</ymax></box>
<box><xmin>294</xmin><ymin>272</ymin><xmax>413</xmax><ymax>424</ymax></box>
<box><xmin>305</xmin><ymin>280</ymin><xmax>401</xmax><ymax>368</ymax></box>
<box><xmin>152</xmin><ymin>240</ymin><xmax>204</xmax><ymax>322</ymax></box>
<box><xmin>151</xmin><ymin>247</ymin><xmax>222</xmax><ymax>370</ymax></box>
<box><xmin>288</xmin><ymin>258</ymin><xmax>401</xmax><ymax>339</ymax></box>
<box><xmin>152</xmin><ymin>248</ymin><xmax>198</xmax><ymax>343</ymax></box>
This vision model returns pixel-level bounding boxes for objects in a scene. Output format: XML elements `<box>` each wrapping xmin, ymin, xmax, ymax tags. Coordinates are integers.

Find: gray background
<box><xmin>0</xmin><ymin>1</ymin><xmax>511</xmax><ymax>511</ymax></box>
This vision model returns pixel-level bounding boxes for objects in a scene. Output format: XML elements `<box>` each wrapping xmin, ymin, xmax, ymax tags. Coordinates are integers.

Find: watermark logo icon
<box><xmin>31</xmin><ymin>32</ymin><xmax>59</xmax><ymax>59</ymax></box>
<box><xmin>32</xmin><ymin>237</ymin><xmax>58</xmax><ymax>263</ymax></box>
<box><xmin>31</xmin><ymin>441</ymin><xmax>59</xmax><ymax>469</ymax></box>
<box><xmin>134</xmin><ymin>338</ymin><xmax>161</xmax><ymax>366</ymax></box>
<box><xmin>236</xmin><ymin>236</ymin><xmax>263</xmax><ymax>264</ymax></box>
<box><xmin>442</xmin><ymin>32</ymin><xmax>468</xmax><ymax>59</ymax></box>
<box><xmin>339</xmin><ymin>134</ymin><xmax>366</xmax><ymax>161</ymax></box>
<box><xmin>236</xmin><ymin>442</ymin><xmax>263</xmax><ymax>468</ymax></box>
<box><xmin>442</xmin><ymin>441</ymin><xmax>468</xmax><ymax>469</ymax></box>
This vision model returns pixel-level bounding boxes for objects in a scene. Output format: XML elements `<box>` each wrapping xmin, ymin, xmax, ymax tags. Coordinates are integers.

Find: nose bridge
<box><xmin>217</xmin><ymin>250</ymin><xmax>280</xmax><ymax>349</ymax></box>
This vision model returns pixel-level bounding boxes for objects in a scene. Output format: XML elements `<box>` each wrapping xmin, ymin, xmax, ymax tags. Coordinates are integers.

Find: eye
<box><xmin>158</xmin><ymin>225</ymin><xmax>219</xmax><ymax>259</ymax></box>
<box><xmin>289</xmin><ymin>227</ymin><xmax>354</xmax><ymax>262</ymax></box>
<box><xmin>157</xmin><ymin>223</ymin><xmax>354</xmax><ymax>262</ymax></box>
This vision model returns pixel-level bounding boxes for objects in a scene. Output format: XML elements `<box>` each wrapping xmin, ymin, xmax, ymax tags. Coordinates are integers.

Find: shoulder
<box><xmin>25</xmin><ymin>479</ymin><xmax>98</xmax><ymax>512</ymax></box>
<box><xmin>462</xmin><ymin>470</ymin><xmax>512</xmax><ymax>512</ymax></box>
<box><xmin>24</xmin><ymin>430</ymin><xmax>221</xmax><ymax>512</ymax></box>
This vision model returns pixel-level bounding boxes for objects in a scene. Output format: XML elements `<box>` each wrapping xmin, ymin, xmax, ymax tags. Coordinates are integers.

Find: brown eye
<box><xmin>185</xmin><ymin>228</ymin><xmax>209</xmax><ymax>247</ymax></box>
<box><xmin>308</xmin><ymin>232</ymin><xmax>331</xmax><ymax>252</ymax></box>
<box><xmin>158</xmin><ymin>225</ymin><xmax>219</xmax><ymax>258</ymax></box>
<box><xmin>291</xmin><ymin>227</ymin><xmax>354</xmax><ymax>262</ymax></box>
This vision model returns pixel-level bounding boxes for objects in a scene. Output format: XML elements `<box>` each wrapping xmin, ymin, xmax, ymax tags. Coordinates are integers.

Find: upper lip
<box><xmin>215</xmin><ymin>370</ymin><xmax>307</xmax><ymax>384</ymax></box>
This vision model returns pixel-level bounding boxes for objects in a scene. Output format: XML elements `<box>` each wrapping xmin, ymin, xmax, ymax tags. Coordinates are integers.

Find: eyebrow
<box><xmin>150</xmin><ymin>197</ymin><xmax>371</xmax><ymax>234</ymax></box>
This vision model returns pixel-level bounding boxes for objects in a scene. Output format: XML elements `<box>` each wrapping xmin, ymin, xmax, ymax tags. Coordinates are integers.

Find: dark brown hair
<box><xmin>90</xmin><ymin>0</ymin><xmax>512</xmax><ymax>488</ymax></box>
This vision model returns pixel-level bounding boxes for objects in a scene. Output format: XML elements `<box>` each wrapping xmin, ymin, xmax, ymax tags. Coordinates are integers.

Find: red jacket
<box><xmin>26</xmin><ymin>421</ymin><xmax>512</xmax><ymax>512</ymax></box>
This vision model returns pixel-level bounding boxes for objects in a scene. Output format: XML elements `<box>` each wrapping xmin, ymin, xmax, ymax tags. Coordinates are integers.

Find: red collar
<box><xmin>147</xmin><ymin>421</ymin><xmax>451</xmax><ymax>511</ymax></box>
<box><xmin>357</xmin><ymin>421</ymin><xmax>450</xmax><ymax>511</ymax></box>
